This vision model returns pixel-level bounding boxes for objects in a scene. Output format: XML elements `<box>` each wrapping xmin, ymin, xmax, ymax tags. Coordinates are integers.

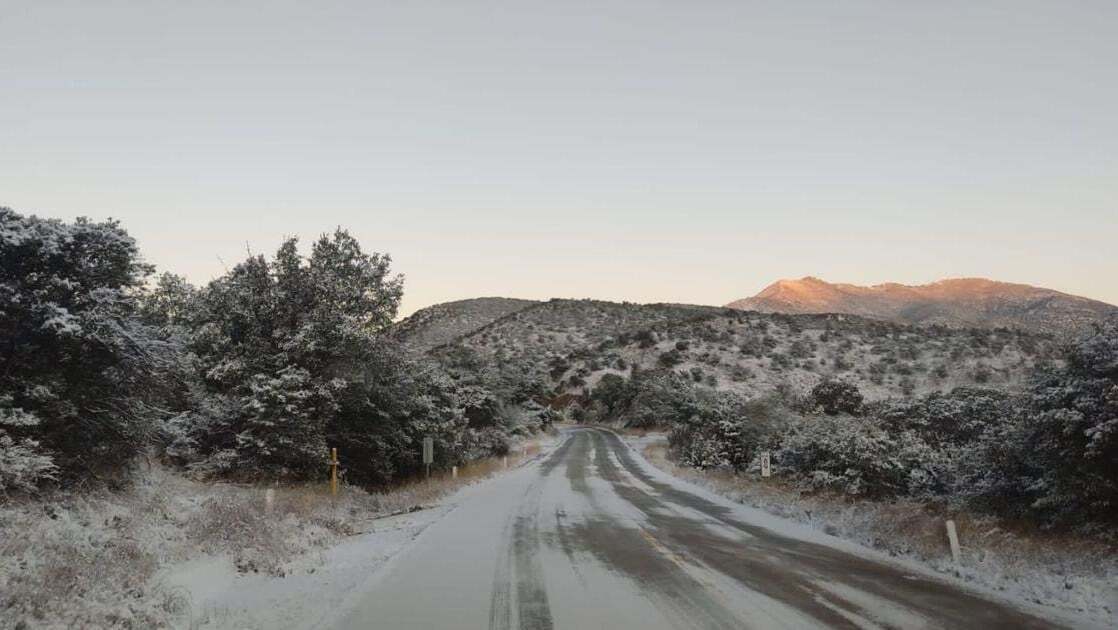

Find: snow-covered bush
<box><xmin>663</xmin><ymin>318</ymin><xmax>1118</xmax><ymax>532</ymax></box>
<box><xmin>0</xmin><ymin>402</ymin><xmax>58</xmax><ymax>493</ymax></box>
<box><xmin>162</xmin><ymin>231</ymin><xmax>511</xmax><ymax>485</ymax></box>
<box><xmin>619</xmin><ymin>371</ymin><xmax>702</xmax><ymax>428</ymax></box>
<box><xmin>776</xmin><ymin>415</ymin><xmax>909</xmax><ymax>497</ymax></box>
<box><xmin>589</xmin><ymin>373</ymin><xmax>632</xmax><ymax>418</ymax></box>
<box><xmin>235</xmin><ymin>367</ymin><xmax>339</xmax><ymax>477</ymax></box>
<box><xmin>1002</xmin><ymin>320</ymin><xmax>1118</xmax><ymax>527</ymax></box>
<box><xmin>810</xmin><ymin>379</ymin><xmax>864</xmax><ymax>415</ymax></box>
<box><xmin>0</xmin><ymin>207</ymin><xmax>168</xmax><ymax>485</ymax></box>
<box><xmin>670</xmin><ymin>392</ymin><xmax>788</xmax><ymax>471</ymax></box>
<box><xmin>871</xmin><ymin>387</ymin><xmax>1016</xmax><ymax>447</ymax></box>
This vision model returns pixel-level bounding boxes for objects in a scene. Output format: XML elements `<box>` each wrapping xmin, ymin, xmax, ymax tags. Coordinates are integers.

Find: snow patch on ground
<box><xmin>159</xmin><ymin>433</ymin><xmax>561</xmax><ymax>629</ymax></box>
<box><xmin>158</xmin><ymin>506</ymin><xmax>450</xmax><ymax>629</ymax></box>
<box><xmin>0</xmin><ymin>434</ymin><xmax>558</xmax><ymax>629</ymax></box>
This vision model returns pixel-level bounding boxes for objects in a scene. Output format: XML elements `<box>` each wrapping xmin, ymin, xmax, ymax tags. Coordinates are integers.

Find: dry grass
<box><xmin>640</xmin><ymin>441</ymin><xmax>1118</xmax><ymax>622</ymax></box>
<box><xmin>0</xmin><ymin>438</ymin><xmax>545</xmax><ymax>629</ymax></box>
<box><xmin>0</xmin><ymin>480</ymin><xmax>190</xmax><ymax>629</ymax></box>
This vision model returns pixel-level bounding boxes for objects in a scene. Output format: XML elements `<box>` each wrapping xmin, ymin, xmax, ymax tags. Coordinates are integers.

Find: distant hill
<box><xmin>727</xmin><ymin>277</ymin><xmax>1117</xmax><ymax>335</ymax></box>
<box><xmin>421</xmin><ymin>297</ymin><xmax>1057</xmax><ymax>404</ymax></box>
<box><xmin>390</xmin><ymin>297</ymin><xmax>538</xmax><ymax>352</ymax></box>
<box><xmin>430</xmin><ymin>298</ymin><xmax>723</xmax><ymax>359</ymax></box>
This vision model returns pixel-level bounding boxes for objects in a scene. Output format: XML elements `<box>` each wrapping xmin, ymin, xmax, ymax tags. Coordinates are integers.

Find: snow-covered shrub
<box><xmin>619</xmin><ymin>371</ymin><xmax>702</xmax><ymax>428</ymax></box>
<box><xmin>810</xmin><ymin>379</ymin><xmax>864</xmax><ymax>415</ymax></box>
<box><xmin>776</xmin><ymin>415</ymin><xmax>904</xmax><ymax>497</ymax></box>
<box><xmin>235</xmin><ymin>367</ymin><xmax>339</xmax><ymax>478</ymax></box>
<box><xmin>1004</xmin><ymin>320</ymin><xmax>1118</xmax><ymax>527</ymax></box>
<box><xmin>669</xmin><ymin>392</ymin><xmax>788</xmax><ymax>471</ymax></box>
<box><xmin>775</xmin><ymin>387</ymin><xmax>1021</xmax><ymax>500</ymax></box>
<box><xmin>871</xmin><ymin>387</ymin><xmax>1016</xmax><ymax>447</ymax></box>
<box><xmin>0</xmin><ymin>403</ymin><xmax>58</xmax><ymax>493</ymax></box>
<box><xmin>777</xmin><ymin>416</ymin><xmax>948</xmax><ymax>498</ymax></box>
<box><xmin>0</xmin><ymin>207</ymin><xmax>168</xmax><ymax>484</ymax></box>
<box><xmin>168</xmin><ymin>230</ymin><xmax>464</xmax><ymax>485</ymax></box>
<box><xmin>501</xmin><ymin>400</ymin><xmax>556</xmax><ymax>436</ymax></box>
<box><xmin>461</xmin><ymin>426</ymin><xmax>512</xmax><ymax>460</ymax></box>
<box><xmin>589</xmin><ymin>373</ymin><xmax>632</xmax><ymax>419</ymax></box>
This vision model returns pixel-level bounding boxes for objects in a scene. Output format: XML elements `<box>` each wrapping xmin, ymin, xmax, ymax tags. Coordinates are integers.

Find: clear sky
<box><xmin>2</xmin><ymin>0</ymin><xmax>1115</xmax><ymax>315</ymax></box>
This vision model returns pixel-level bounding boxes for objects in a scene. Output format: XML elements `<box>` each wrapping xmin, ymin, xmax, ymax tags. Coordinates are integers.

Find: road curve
<box><xmin>334</xmin><ymin>428</ymin><xmax>1069</xmax><ymax>629</ymax></box>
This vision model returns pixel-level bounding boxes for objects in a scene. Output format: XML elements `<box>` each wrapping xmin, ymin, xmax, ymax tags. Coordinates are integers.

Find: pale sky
<box><xmin>2</xmin><ymin>0</ymin><xmax>1115</xmax><ymax>315</ymax></box>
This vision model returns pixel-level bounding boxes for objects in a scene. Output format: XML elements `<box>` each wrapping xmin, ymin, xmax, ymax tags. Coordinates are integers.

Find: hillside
<box><xmin>726</xmin><ymin>277</ymin><xmax>1117</xmax><ymax>335</ymax></box>
<box><xmin>391</xmin><ymin>297</ymin><xmax>538</xmax><ymax>352</ymax></box>
<box><xmin>551</xmin><ymin>310</ymin><xmax>1056</xmax><ymax>402</ymax></box>
<box><xmin>425</xmin><ymin>297</ymin><xmax>1058</xmax><ymax>404</ymax></box>
<box><xmin>426</xmin><ymin>300</ymin><xmax>722</xmax><ymax>399</ymax></box>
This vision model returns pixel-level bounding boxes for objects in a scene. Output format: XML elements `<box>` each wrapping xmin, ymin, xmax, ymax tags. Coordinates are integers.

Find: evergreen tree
<box><xmin>0</xmin><ymin>207</ymin><xmax>167</xmax><ymax>485</ymax></box>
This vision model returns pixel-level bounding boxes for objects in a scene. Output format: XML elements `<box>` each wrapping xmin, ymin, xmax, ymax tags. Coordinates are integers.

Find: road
<box><xmin>334</xmin><ymin>428</ymin><xmax>1066</xmax><ymax>629</ymax></box>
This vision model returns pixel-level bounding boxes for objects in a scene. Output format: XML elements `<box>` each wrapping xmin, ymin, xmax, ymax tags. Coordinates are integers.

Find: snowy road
<box><xmin>333</xmin><ymin>428</ymin><xmax>1068</xmax><ymax>629</ymax></box>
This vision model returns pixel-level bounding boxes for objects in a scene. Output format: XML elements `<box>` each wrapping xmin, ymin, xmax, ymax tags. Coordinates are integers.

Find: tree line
<box><xmin>0</xmin><ymin>207</ymin><xmax>546</xmax><ymax>494</ymax></box>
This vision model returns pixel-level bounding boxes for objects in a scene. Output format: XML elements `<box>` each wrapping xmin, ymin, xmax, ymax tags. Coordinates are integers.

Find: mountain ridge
<box><xmin>728</xmin><ymin>277</ymin><xmax>1117</xmax><ymax>334</ymax></box>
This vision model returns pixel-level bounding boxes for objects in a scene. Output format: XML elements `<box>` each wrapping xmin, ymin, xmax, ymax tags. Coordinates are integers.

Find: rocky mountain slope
<box><xmin>727</xmin><ymin>277</ymin><xmax>1117</xmax><ymax>334</ymax></box>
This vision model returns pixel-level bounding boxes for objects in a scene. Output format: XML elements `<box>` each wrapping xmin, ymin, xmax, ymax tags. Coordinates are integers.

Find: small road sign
<box><xmin>760</xmin><ymin>451</ymin><xmax>772</xmax><ymax>477</ymax></box>
<box><xmin>423</xmin><ymin>437</ymin><xmax>434</xmax><ymax>478</ymax></box>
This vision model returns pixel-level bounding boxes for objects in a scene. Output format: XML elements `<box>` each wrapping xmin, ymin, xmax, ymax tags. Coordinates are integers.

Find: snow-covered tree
<box><xmin>1010</xmin><ymin>320</ymin><xmax>1118</xmax><ymax>526</ymax></box>
<box><xmin>174</xmin><ymin>229</ymin><xmax>484</xmax><ymax>484</ymax></box>
<box><xmin>0</xmin><ymin>207</ymin><xmax>167</xmax><ymax>484</ymax></box>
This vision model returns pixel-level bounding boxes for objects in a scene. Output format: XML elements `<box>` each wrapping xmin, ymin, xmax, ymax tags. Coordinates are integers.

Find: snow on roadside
<box><xmin>0</xmin><ymin>434</ymin><xmax>558</xmax><ymax>630</ymax></box>
<box><xmin>622</xmin><ymin>432</ymin><xmax>1118</xmax><ymax>629</ymax></box>
<box><xmin>157</xmin><ymin>432</ymin><xmax>560</xmax><ymax>629</ymax></box>
<box><xmin>158</xmin><ymin>506</ymin><xmax>451</xmax><ymax>630</ymax></box>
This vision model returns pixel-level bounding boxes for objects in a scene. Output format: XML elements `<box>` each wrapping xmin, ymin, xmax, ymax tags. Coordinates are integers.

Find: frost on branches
<box><xmin>642</xmin><ymin>317</ymin><xmax>1118</xmax><ymax>531</ymax></box>
<box><xmin>0</xmin><ymin>207</ymin><xmax>167</xmax><ymax>489</ymax></box>
<box><xmin>157</xmin><ymin>229</ymin><xmax>526</xmax><ymax>485</ymax></box>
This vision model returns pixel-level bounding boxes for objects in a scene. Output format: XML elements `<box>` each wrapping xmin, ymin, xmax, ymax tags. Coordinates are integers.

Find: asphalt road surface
<box><xmin>335</xmin><ymin>428</ymin><xmax>1067</xmax><ymax>629</ymax></box>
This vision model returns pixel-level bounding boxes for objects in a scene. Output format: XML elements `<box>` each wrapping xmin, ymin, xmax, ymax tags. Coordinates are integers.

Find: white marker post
<box><xmin>760</xmin><ymin>451</ymin><xmax>772</xmax><ymax>478</ymax></box>
<box><xmin>946</xmin><ymin>519</ymin><xmax>962</xmax><ymax>566</ymax></box>
<box><xmin>452</xmin><ymin>465</ymin><xmax>458</xmax><ymax>479</ymax></box>
<box><xmin>264</xmin><ymin>488</ymin><xmax>275</xmax><ymax>515</ymax></box>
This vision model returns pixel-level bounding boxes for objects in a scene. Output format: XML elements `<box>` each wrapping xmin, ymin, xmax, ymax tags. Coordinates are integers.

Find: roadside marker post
<box><xmin>946</xmin><ymin>520</ymin><xmax>962</xmax><ymax>566</ymax></box>
<box><xmin>265</xmin><ymin>488</ymin><xmax>275</xmax><ymax>514</ymax></box>
<box><xmin>760</xmin><ymin>451</ymin><xmax>772</xmax><ymax>478</ymax></box>
<box><xmin>452</xmin><ymin>466</ymin><xmax>458</xmax><ymax>479</ymax></box>
<box><xmin>423</xmin><ymin>437</ymin><xmax>434</xmax><ymax>479</ymax></box>
<box><xmin>329</xmin><ymin>447</ymin><xmax>339</xmax><ymax>496</ymax></box>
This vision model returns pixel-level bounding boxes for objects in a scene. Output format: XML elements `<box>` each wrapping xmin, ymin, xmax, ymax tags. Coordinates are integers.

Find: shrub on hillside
<box><xmin>811</xmin><ymin>380</ymin><xmax>864</xmax><ymax>416</ymax></box>
<box><xmin>657</xmin><ymin>349</ymin><xmax>684</xmax><ymax>368</ymax></box>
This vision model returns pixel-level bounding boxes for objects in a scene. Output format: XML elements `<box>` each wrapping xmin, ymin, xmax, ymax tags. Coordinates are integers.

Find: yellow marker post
<box><xmin>330</xmin><ymin>447</ymin><xmax>338</xmax><ymax>496</ymax></box>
